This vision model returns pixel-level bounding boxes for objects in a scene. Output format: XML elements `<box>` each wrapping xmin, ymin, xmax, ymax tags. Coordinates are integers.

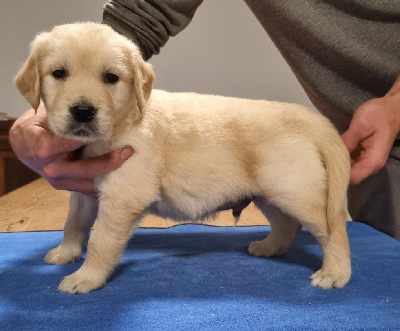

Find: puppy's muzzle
<box><xmin>69</xmin><ymin>102</ymin><xmax>97</xmax><ymax>123</ymax></box>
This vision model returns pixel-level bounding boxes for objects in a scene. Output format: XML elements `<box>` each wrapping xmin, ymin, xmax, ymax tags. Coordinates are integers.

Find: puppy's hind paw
<box><xmin>248</xmin><ymin>241</ymin><xmax>272</xmax><ymax>257</ymax></box>
<box><xmin>44</xmin><ymin>244</ymin><xmax>81</xmax><ymax>265</ymax></box>
<box><xmin>309</xmin><ymin>268</ymin><xmax>351</xmax><ymax>289</ymax></box>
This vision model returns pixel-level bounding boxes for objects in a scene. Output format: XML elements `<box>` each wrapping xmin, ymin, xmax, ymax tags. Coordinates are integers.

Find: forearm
<box><xmin>103</xmin><ymin>0</ymin><xmax>203</xmax><ymax>60</ymax></box>
<box><xmin>383</xmin><ymin>75</ymin><xmax>400</xmax><ymax>133</ymax></box>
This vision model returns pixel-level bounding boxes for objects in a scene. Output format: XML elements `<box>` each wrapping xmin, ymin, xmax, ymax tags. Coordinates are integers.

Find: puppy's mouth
<box><xmin>63</xmin><ymin>123</ymin><xmax>102</xmax><ymax>139</ymax></box>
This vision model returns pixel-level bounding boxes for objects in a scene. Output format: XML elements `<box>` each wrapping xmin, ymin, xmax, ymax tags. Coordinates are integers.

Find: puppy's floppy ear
<box><xmin>14</xmin><ymin>32</ymin><xmax>48</xmax><ymax>112</ymax></box>
<box><xmin>133</xmin><ymin>57</ymin><xmax>155</xmax><ymax>113</ymax></box>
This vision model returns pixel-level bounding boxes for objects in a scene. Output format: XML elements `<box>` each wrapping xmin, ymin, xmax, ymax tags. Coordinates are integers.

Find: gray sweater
<box><xmin>103</xmin><ymin>0</ymin><xmax>400</xmax><ymax>157</ymax></box>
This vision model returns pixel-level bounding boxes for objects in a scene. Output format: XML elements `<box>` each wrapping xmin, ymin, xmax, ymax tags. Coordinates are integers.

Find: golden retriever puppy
<box><xmin>15</xmin><ymin>22</ymin><xmax>351</xmax><ymax>294</ymax></box>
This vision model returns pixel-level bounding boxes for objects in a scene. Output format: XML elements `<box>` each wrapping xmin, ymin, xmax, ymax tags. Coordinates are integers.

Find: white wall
<box><xmin>1</xmin><ymin>0</ymin><xmax>313</xmax><ymax>118</ymax></box>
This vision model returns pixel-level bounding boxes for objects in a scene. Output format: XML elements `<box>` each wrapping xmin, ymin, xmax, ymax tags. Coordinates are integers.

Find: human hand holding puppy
<box><xmin>9</xmin><ymin>104</ymin><xmax>134</xmax><ymax>196</ymax></box>
<box><xmin>341</xmin><ymin>77</ymin><xmax>400</xmax><ymax>186</ymax></box>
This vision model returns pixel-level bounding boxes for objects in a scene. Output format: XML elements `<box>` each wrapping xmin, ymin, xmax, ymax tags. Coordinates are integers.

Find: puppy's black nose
<box><xmin>69</xmin><ymin>103</ymin><xmax>97</xmax><ymax>123</ymax></box>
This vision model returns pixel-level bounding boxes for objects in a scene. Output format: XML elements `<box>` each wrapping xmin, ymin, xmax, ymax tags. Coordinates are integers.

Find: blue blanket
<box><xmin>0</xmin><ymin>223</ymin><xmax>399</xmax><ymax>331</ymax></box>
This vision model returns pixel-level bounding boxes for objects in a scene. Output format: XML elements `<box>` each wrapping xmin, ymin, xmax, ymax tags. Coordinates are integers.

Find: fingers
<box><xmin>43</xmin><ymin>146</ymin><xmax>134</xmax><ymax>181</ymax></box>
<box><xmin>29</xmin><ymin>125</ymin><xmax>88</xmax><ymax>156</ymax></box>
<box><xmin>340</xmin><ymin>98</ymin><xmax>397</xmax><ymax>185</ymax></box>
<box><xmin>341</xmin><ymin>129</ymin><xmax>369</xmax><ymax>155</ymax></box>
<box><xmin>49</xmin><ymin>178</ymin><xmax>99</xmax><ymax>197</ymax></box>
<box><xmin>42</xmin><ymin>147</ymin><xmax>134</xmax><ymax>196</ymax></box>
<box><xmin>342</xmin><ymin>129</ymin><xmax>390</xmax><ymax>185</ymax></box>
<box><xmin>349</xmin><ymin>146</ymin><xmax>387</xmax><ymax>185</ymax></box>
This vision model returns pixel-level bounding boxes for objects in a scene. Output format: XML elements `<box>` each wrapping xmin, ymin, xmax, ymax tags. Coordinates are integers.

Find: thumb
<box><xmin>31</xmin><ymin>125</ymin><xmax>88</xmax><ymax>154</ymax></box>
<box><xmin>341</xmin><ymin>127</ymin><xmax>367</xmax><ymax>154</ymax></box>
<box><xmin>348</xmin><ymin>134</ymin><xmax>388</xmax><ymax>185</ymax></box>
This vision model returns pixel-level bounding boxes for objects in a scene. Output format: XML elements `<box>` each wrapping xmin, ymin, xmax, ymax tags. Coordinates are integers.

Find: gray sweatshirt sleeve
<box><xmin>103</xmin><ymin>0</ymin><xmax>203</xmax><ymax>60</ymax></box>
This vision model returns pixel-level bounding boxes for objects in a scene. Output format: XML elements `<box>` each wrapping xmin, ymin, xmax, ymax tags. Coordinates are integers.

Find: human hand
<box><xmin>341</xmin><ymin>94</ymin><xmax>400</xmax><ymax>186</ymax></box>
<box><xmin>9</xmin><ymin>104</ymin><xmax>134</xmax><ymax>196</ymax></box>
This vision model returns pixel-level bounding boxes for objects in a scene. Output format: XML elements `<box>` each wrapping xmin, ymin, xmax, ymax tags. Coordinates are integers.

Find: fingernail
<box><xmin>120</xmin><ymin>147</ymin><xmax>134</xmax><ymax>160</ymax></box>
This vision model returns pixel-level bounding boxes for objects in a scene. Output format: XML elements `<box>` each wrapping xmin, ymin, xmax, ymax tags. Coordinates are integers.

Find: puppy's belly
<box><xmin>148</xmin><ymin>196</ymin><xmax>254</xmax><ymax>222</ymax></box>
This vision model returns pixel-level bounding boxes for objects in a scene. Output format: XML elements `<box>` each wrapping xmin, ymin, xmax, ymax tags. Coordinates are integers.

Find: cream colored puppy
<box><xmin>15</xmin><ymin>22</ymin><xmax>351</xmax><ymax>294</ymax></box>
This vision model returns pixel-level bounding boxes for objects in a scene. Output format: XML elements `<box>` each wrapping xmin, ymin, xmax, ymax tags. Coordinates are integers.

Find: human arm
<box><xmin>103</xmin><ymin>0</ymin><xmax>203</xmax><ymax>60</ymax></box>
<box><xmin>341</xmin><ymin>76</ymin><xmax>400</xmax><ymax>185</ymax></box>
<box><xmin>9</xmin><ymin>105</ymin><xmax>134</xmax><ymax>196</ymax></box>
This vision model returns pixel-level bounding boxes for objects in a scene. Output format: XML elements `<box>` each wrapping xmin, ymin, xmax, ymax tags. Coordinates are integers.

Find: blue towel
<box><xmin>0</xmin><ymin>223</ymin><xmax>399</xmax><ymax>331</ymax></box>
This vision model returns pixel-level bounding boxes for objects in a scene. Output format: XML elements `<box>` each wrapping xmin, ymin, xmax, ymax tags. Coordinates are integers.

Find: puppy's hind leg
<box><xmin>271</xmin><ymin>190</ymin><xmax>350</xmax><ymax>289</ymax></box>
<box><xmin>252</xmin><ymin>136</ymin><xmax>351</xmax><ymax>288</ymax></box>
<box><xmin>248</xmin><ymin>197</ymin><xmax>302</xmax><ymax>257</ymax></box>
<box><xmin>45</xmin><ymin>192</ymin><xmax>98</xmax><ymax>265</ymax></box>
<box><xmin>307</xmin><ymin>210</ymin><xmax>351</xmax><ymax>289</ymax></box>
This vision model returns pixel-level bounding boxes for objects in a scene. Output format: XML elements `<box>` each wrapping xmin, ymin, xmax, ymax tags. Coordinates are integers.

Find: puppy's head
<box><xmin>15</xmin><ymin>22</ymin><xmax>154</xmax><ymax>141</ymax></box>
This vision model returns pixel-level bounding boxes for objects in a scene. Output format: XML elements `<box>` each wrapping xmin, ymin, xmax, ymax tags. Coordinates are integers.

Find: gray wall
<box><xmin>1</xmin><ymin>0</ymin><xmax>313</xmax><ymax>118</ymax></box>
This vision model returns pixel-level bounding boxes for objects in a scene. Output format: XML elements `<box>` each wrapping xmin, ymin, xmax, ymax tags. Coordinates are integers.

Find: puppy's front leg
<box><xmin>58</xmin><ymin>198</ymin><xmax>143</xmax><ymax>294</ymax></box>
<box><xmin>45</xmin><ymin>192</ymin><xmax>98</xmax><ymax>265</ymax></box>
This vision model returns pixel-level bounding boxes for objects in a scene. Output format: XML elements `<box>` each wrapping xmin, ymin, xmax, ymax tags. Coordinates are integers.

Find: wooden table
<box><xmin>0</xmin><ymin>178</ymin><xmax>267</xmax><ymax>232</ymax></box>
<box><xmin>0</xmin><ymin>114</ymin><xmax>40</xmax><ymax>197</ymax></box>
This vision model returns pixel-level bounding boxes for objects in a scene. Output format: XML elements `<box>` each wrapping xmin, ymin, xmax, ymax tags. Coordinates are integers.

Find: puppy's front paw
<box><xmin>44</xmin><ymin>244</ymin><xmax>81</xmax><ymax>265</ymax></box>
<box><xmin>58</xmin><ymin>269</ymin><xmax>106</xmax><ymax>294</ymax></box>
<box><xmin>309</xmin><ymin>268</ymin><xmax>351</xmax><ymax>289</ymax></box>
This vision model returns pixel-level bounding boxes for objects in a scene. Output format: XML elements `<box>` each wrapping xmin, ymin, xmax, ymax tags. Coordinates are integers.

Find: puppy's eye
<box><xmin>52</xmin><ymin>69</ymin><xmax>67</xmax><ymax>79</ymax></box>
<box><xmin>104</xmin><ymin>73</ymin><xmax>119</xmax><ymax>84</ymax></box>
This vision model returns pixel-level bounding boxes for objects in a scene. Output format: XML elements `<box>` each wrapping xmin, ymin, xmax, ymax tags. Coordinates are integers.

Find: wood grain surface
<box><xmin>0</xmin><ymin>178</ymin><xmax>268</xmax><ymax>232</ymax></box>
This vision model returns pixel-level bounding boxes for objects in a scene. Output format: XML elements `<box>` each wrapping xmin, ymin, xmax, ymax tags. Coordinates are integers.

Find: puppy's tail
<box><xmin>316</xmin><ymin>124</ymin><xmax>350</xmax><ymax>233</ymax></box>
